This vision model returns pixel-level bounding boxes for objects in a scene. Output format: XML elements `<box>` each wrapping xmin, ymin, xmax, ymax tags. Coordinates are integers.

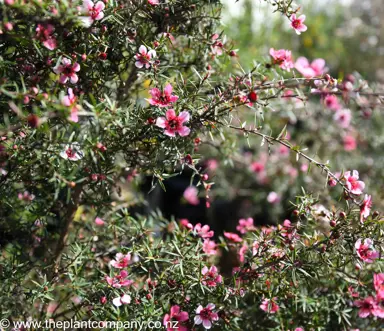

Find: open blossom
<box><xmin>323</xmin><ymin>94</ymin><xmax>341</xmax><ymax>111</ymax></box>
<box><xmin>110</xmin><ymin>253</ymin><xmax>131</xmax><ymax>269</ymax></box>
<box><xmin>236</xmin><ymin>217</ymin><xmax>255</xmax><ymax>234</ymax></box>
<box><xmin>344</xmin><ymin>170</ymin><xmax>365</xmax><ymax>195</ymax></box>
<box><xmin>354</xmin><ymin>296</ymin><xmax>382</xmax><ymax>318</ymax></box>
<box><xmin>194</xmin><ymin>223</ymin><xmax>214</xmax><ymax>239</ymax></box>
<box><xmin>134</xmin><ymin>45</ymin><xmax>156</xmax><ymax>69</ymax></box>
<box><xmin>183</xmin><ymin>186</ymin><xmax>199</xmax><ymax>205</ymax></box>
<box><xmin>238</xmin><ymin>243</ymin><xmax>248</xmax><ymax>263</ymax></box>
<box><xmin>290</xmin><ymin>14</ymin><xmax>307</xmax><ymax>35</ymax></box>
<box><xmin>163</xmin><ymin>305</ymin><xmax>189</xmax><ymax>331</ymax></box>
<box><xmin>60</xmin><ymin>143</ymin><xmax>84</xmax><ymax>161</ymax></box>
<box><xmin>112</xmin><ymin>294</ymin><xmax>131</xmax><ymax>307</ymax></box>
<box><xmin>269</xmin><ymin>48</ymin><xmax>294</xmax><ymax>71</ymax></box>
<box><xmin>260</xmin><ymin>298</ymin><xmax>280</xmax><ymax>314</ymax></box>
<box><xmin>355</xmin><ymin>238</ymin><xmax>379</xmax><ymax>263</ymax></box>
<box><xmin>194</xmin><ymin>303</ymin><xmax>219</xmax><ymax>329</ymax></box>
<box><xmin>61</xmin><ymin>88</ymin><xmax>79</xmax><ymax>123</ymax></box>
<box><xmin>343</xmin><ymin>135</ymin><xmax>357</xmax><ymax>151</ymax></box>
<box><xmin>360</xmin><ymin>194</ymin><xmax>372</xmax><ymax>222</ymax></box>
<box><xmin>35</xmin><ymin>24</ymin><xmax>57</xmax><ymax>50</ymax></box>
<box><xmin>202</xmin><ymin>239</ymin><xmax>217</xmax><ymax>256</ymax></box>
<box><xmin>201</xmin><ymin>266</ymin><xmax>222</xmax><ymax>287</ymax></box>
<box><xmin>105</xmin><ymin>270</ymin><xmax>133</xmax><ymax>288</ymax></box>
<box><xmin>80</xmin><ymin>0</ymin><xmax>105</xmax><ymax>27</ymax></box>
<box><xmin>295</xmin><ymin>57</ymin><xmax>326</xmax><ymax>78</ymax></box>
<box><xmin>156</xmin><ymin>109</ymin><xmax>190</xmax><ymax>137</ymax></box>
<box><xmin>224</xmin><ymin>232</ymin><xmax>242</xmax><ymax>243</ymax></box>
<box><xmin>374</xmin><ymin>273</ymin><xmax>384</xmax><ymax>293</ymax></box>
<box><xmin>333</xmin><ymin>109</ymin><xmax>351</xmax><ymax>128</ymax></box>
<box><xmin>148</xmin><ymin>84</ymin><xmax>179</xmax><ymax>107</ymax></box>
<box><xmin>53</xmin><ymin>58</ymin><xmax>80</xmax><ymax>84</ymax></box>
<box><xmin>267</xmin><ymin>191</ymin><xmax>281</xmax><ymax>204</ymax></box>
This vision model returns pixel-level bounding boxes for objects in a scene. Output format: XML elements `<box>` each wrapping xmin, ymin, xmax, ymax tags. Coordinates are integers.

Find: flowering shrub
<box><xmin>0</xmin><ymin>0</ymin><xmax>383</xmax><ymax>330</ymax></box>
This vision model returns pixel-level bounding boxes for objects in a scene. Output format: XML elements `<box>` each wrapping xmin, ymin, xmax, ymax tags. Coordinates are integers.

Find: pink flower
<box><xmin>267</xmin><ymin>191</ymin><xmax>280</xmax><ymax>204</ymax></box>
<box><xmin>269</xmin><ymin>48</ymin><xmax>294</xmax><ymax>71</ymax></box>
<box><xmin>374</xmin><ymin>273</ymin><xmax>384</xmax><ymax>293</ymax></box>
<box><xmin>156</xmin><ymin>109</ymin><xmax>190</xmax><ymax>137</ymax></box>
<box><xmin>148</xmin><ymin>0</ymin><xmax>160</xmax><ymax>5</ymax></box>
<box><xmin>354</xmin><ymin>297</ymin><xmax>379</xmax><ymax>318</ymax></box>
<box><xmin>202</xmin><ymin>239</ymin><xmax>217</xmax><ymax>256</ymax></box>
<box><xmin>183</xmin><ymin>186</ymin><xmax>199</xmax><ymax>205</ymax></box>
<box><xmin>324</xmin><ymin>94</ymin><xmax>341</xmax><ymax>111</ymax></box>
<box><xmin>105</xmin><ymin>270</ymin><xmax>133</xmax><ymax>288</ymax></box>
<box><xmin>61</xmin><ymin>88</ymin><xmax>79</xmax><ymax>123</ymax></box>
<box><xmin>60</xmin><ymin>143</ymin><xmax>84</xmax><ymax>161</ymax></box>
<box><xmin>194</xmin><ymin>223</ymin><xmax>214</xmax><ymax>239</ymax></box>
<box><xmin>35</xmin><ymin>24</ymin><xmax>57</xmax><ymax>50</ymax></box>
<box><xmin>295</xmin><ymin>57</ymin><xmax>326</xmax><ymax>78</ymax></box>
<box><xmin>250</xmin><ymin>161</ymin><xmax>264</xmax><ymax>173</ymax></box>
<box><xmin>344</xmin><ymin>170</ymin><xmax>365</xmax><ymax>195</ymax></box>
<box><xmin>260</xmin><ymin>298</ymin><xmax>279</xmax><ymax>314</ymax></box>
<box><xmin>163</xmin><ymin>305</ymin><xmax>189</xmax><ymax>331</ymax></box>
<box><xmin>148</xmin><ymin>84</ymin><xmax>179</xmax><ymax>107</ymax></box>
<box><xmin>224</xmin><ymin>232</ymin><xmax>242</xmax><ymax>243</ymax></box>
<box><xmin>290</xmin><ymin>14</ymin><xmax>307</xmax><ymax>35</ymax></box>
<box><xmin>194</xmin><ymin>303</ymin><xmax>219</xmax><ymax>329</ymax></box>
<box><xmin>134</xmin><ymin>45</ymin><xmax>156</xmax><ymax>69</ymax></box>
<box><xmin>18</xmin><ymin>191</ymin><xmax>35</xmax><ymax>201</ymax></box>
<box><xmin>95</xmin><ymin>217</ymin><xmax>105</xmax><ymax>226</ymax></box>
<box><xmin>112</xmin><ymin>294</ymin><xmax>131</xmax><ymax>307</ymax></box>
<box><xmin>53</xmin><ymin>58</ymin><xmax>80</xmax><ymax>84</ymax></box>
<box><xmin>343</xmin><ymin>135</ymin><xmax>357</xmax><ymax>151</ymax></box>
<box><xmin>110</xmin><ymin>253</ymin><xmax>131</xmax><ymax>268</ymax></box>
<box><xmin>360</xmin><ymin>195</ymin><xmax>372</xmax><ymax>223</ymax></box>
<box><xmin>180</xmin><ymin>219</ymin><xmax>194</xmax><ymax>230</ymax></box>
<box><xmin>201</xmin><ymin>266</ymin><xmax>223</xmax><ymax>287</ymax></box>
<box><xmin>236</xmin><ymin>218</ymin><xmax>255</xmax><ymax>234</ymax></box>
<box><xmin>238</xmin><ymin>243</ymin><xmax>248</xmax><ymax>263</ymax></box>
<box><xmin>355</xmin><ymin>238</ymin><xmax>379</xmax><ymax>263</ymax></box>
<box><xmin>333</xmin><ymin>109</ymin><xmax>352</xmax><ymax>128</ymax></box>
<box><xmin>80</xmin><ymin>0</ymin><xmax>105</xmax><ymax>27</ymax></box>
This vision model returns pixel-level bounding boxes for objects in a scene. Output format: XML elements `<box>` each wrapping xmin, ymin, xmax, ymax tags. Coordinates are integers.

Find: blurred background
<box><xmin>222</xmin><ymin>0</ymin><xmax>384</xmax><ymax>81</ymax></box>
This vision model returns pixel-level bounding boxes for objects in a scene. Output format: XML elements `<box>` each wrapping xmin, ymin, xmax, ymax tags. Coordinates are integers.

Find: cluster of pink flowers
<box><xmin>354</xmin><ymin>274</ymin><xmax>384</xmax><ymax>318</ymax></box>
<box><xmin>35</xmin><ymin>24</ymin><xmax>57</xmax><ymax>50</ymax></box>
<box><xmin>236</xmin><ymin>217</ymin><xmax>255</xmax><ymax>234</ymax></box>
<box><xmin>269</xmin><ymin>48</ymin><xmax>294</xmax><ymax>71</ymax></box>
<box><xmin>260</xmin><ymin>298</ymin><xmax>280</xmax><ymax>314</ymax></box>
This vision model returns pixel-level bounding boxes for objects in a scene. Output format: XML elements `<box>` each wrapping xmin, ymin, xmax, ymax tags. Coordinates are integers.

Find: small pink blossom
<box><xmin>224</xmin><ymin>232</ymin><xmax>242</xmax><ymax>243</ymax></box>
<box><xmin>355</xmin><ymin>238</ymin><xmax>379</xmax><ymax>263</ymax></box>
<box><xmin>267</xmin><ymin>191</ymin><xmax>281</xmax><ymax>204</ymax></box>
<box><xmin>343</xmin><ymin>135</ymin><xmax>357</xmax><ymax>151</ymax></box>
<box><xmin>156</xmin><ymin>109</ymin><xmax>190</xmax><ymax>137</ymax></box>
<box><xmin>260</xmin><ymin>298</ymin><xmax>280</xmax><ymax>314</ymax></box>
<box><xmin>135</xmin><ymin>45</ymin><xmax>156</xmax><ymax>69</ymax></box>
<box><xmin>80</xmin><ymin>0</ymin><xmax>105</xmax><ymax>27</ymax></box>
<box><xmin>95</xmin><ymin>217</ymin><xmax>105</xmax><ymax>226</ymax></box>
<box><xmin>18</xmin><ymin>191</ymin><xmax>35</xmax><ymax>201</ymax></box>
<box><xmin>360</xmin><ymin>195</ymin><xmax>372</xmax><ymax>223</ymax></box>
<box><xmin>236</xmin><ymin>217</ymin><xmax>255</xmax><ymax>234</ymax></box>
<box><xmin>238</xmin><ymin>243</ymin><xmax>248</xmax><ymax>263</ymax></box>
<box><xmin>354</xmin><ymin>296</ymin><xmax>379</xmax><ymax>318</ymax></box>
<box><xmin>290</xmin><ymin>14</ymin><xmax>307</xmax><ymax>35</ymax></box>
<box><xmin>163</xmin><ymin>305</ymin><xmax>189</xmax><ymax>331</ymax></box>
<box><xmin>148</xmin><ymin>84</ymin><xmax>179</xmax><ymax>107</ymax></box>
<box><xmin>180</xmin><ymin>219</ymin><xmax>194</xmax><ymax>230</ymax></box>
<box><xmin>194</xmin><ymin>303</ymin><xmax>219</xmax><ymax>329</ymax></box>
<box><xmin>61</xmin><ymin>88</ymin><xmax>79</xmax><ymax>123</ymax></box>
<box><xmin>374</xmin><ymin>273</ymin><xmax>384</xmax><ymax>293</ymax></box>
<box><xmin>53</xmin><ymin>58</ymin><xmax>80</xmax><ymax>84</ymax></box>
<box><xmin>202</xmin><ymin>239</ymin><xmax>217</xmax><ymax>256</ymax></box>
<box><xmin>110</xmin><ymin>253</ymin><xmax>131</xmax><ymax>269</ymax></box>
<box><xmin>60</xmin><ymin>143</ymin><xmax>84</xmax><ymax>161</ymax></box>
<box><xmin>194</xmin><ymin>223</ymin><xmax>214</xmax><ymax>239</ymax></box>
<box><xmin>333</xmin><ymin>109</ymin><xmax>351</xmax><ymax>128</ymax></box>
<box><xmin>112</xmin><ymin>294</ymin><xmax>131</xmax><ymax>307</ymax></box>
<box><xmin>344</xmin><ymin>170</ymin><xmax>365</xmax><ymax>195</ymax></box>
<box><xmin>148</xmin><ymin>0</ymin><xmax>160</xmax><ymax>5</ymax></box>
<box><xmin>35</xmin><ymin>24</ymin><xmax>57</xmax><ymax>50</ymax></box>
<box><xmin>201</xmin><ymin>266</ymin><xmax>223</xmax><ymax>287</ymax></box>
<box><xmin>183</xmin><ymin>186</ymin><xmax>199</xmax><ymax>205</ymax></box>
<box><xmin>324</xmin><ymin>94</ymin><xmax>341</xmax><ymax>111</ymax></box>
<box><xmin>269</xmin><ymin>48</ymin><xmax>294</xmax><ymax>71</ymax></box>
<box><xmin>105</xmin><ymin>270</ymin><xmax>133</xmax><ymax>288</ymax></box>
<box><xmin>295</xmin><ymin>57</ymin><xmax>326</xmax><ymax>78</ymax></box>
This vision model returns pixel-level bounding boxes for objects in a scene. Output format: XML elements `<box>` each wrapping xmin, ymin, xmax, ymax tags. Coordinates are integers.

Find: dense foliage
<box><xmin>0</xmin><ymin>0</ymin><xmax>383</xmax><ymax>330</ymax></box>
